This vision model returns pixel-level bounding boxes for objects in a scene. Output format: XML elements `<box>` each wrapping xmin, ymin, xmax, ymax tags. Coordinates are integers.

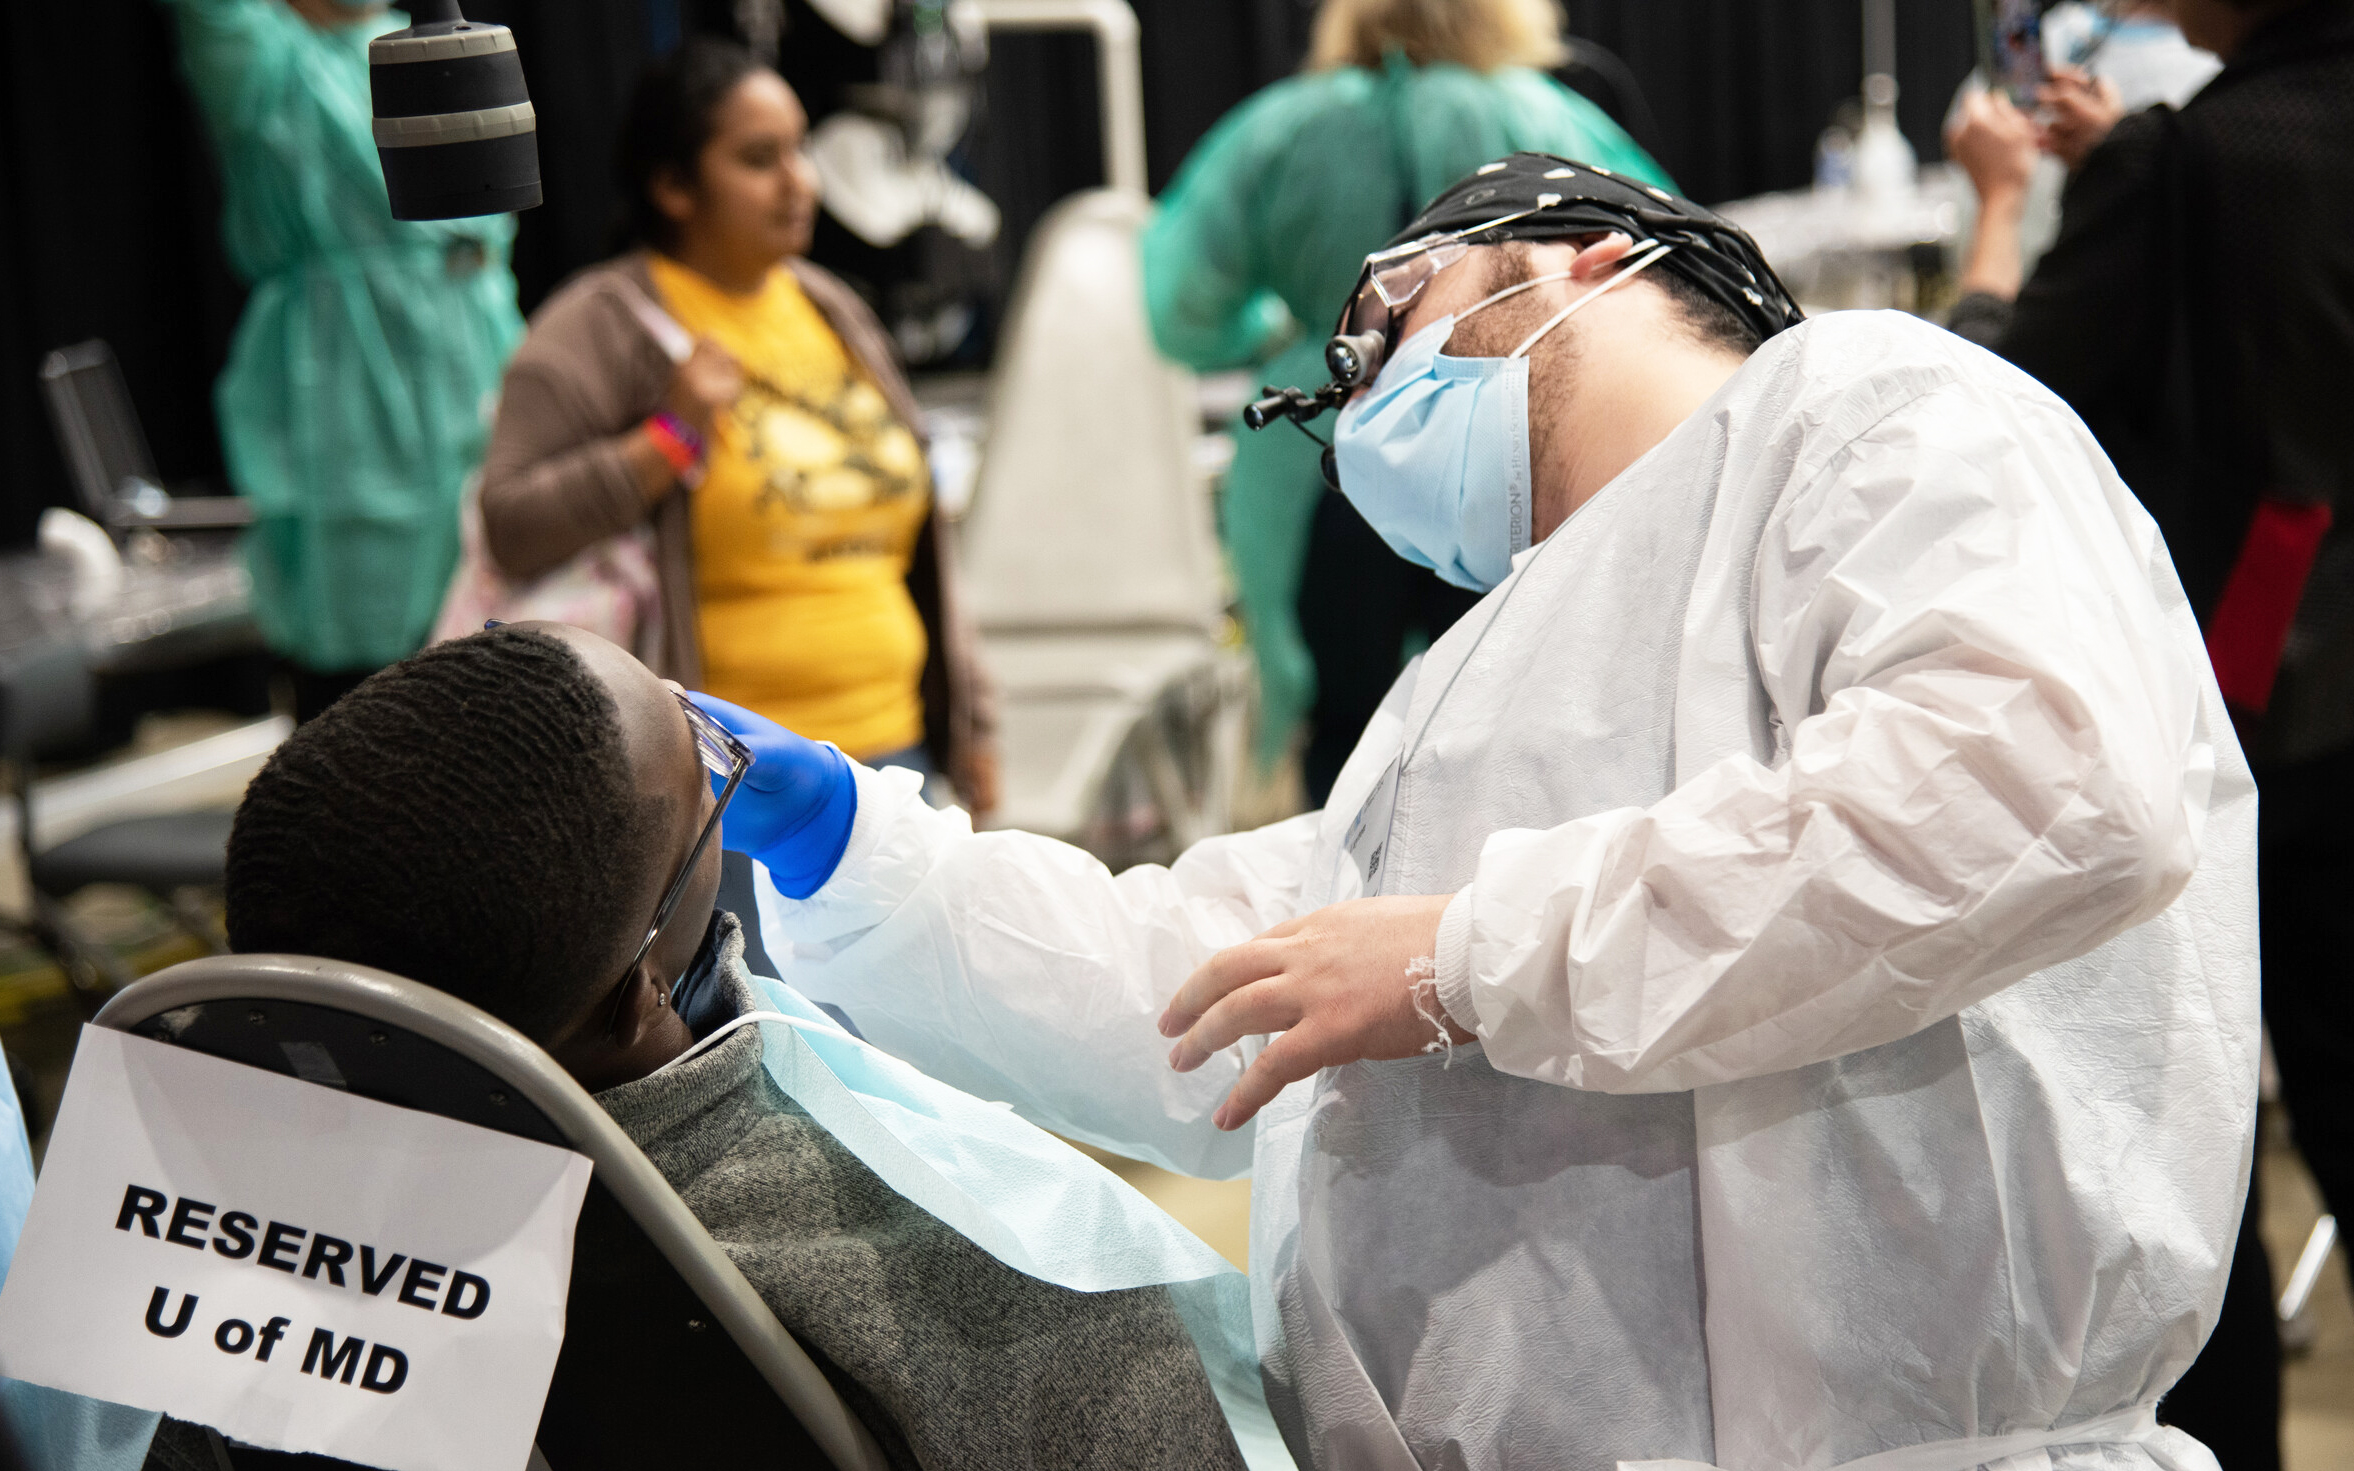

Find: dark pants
<box><xmin>1294</xmin><ymin>489</ymin><xmax>1483</xmax><ymax>808</ymax></box>
<box><xmin>2256</xmin><ymin>741</ymin><xmax>2354</xmax><ymax>1224</ymax></box>
<box><xmin>2161</xmin><ymin>741</ymin><xmax>2354</xmax><ymax>1469</ymax></box>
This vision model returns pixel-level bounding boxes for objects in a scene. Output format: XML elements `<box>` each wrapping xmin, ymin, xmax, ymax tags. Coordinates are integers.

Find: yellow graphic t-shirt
<box><xmin>651</xmin><ymin>256</ymin><xmax>931</xmax><ymax>758</ymax></box>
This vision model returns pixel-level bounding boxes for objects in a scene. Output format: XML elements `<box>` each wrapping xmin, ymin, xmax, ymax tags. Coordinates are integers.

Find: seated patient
<box><xmin>220</xmin><ymin>623</ymin><xmax>1246</xmax><ymax>1471</ymax></box>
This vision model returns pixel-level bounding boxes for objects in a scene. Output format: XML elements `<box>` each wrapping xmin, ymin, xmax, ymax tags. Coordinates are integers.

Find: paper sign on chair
<box><xmin>0</xmin><ymin>1026</ymin><xmax>592</xmax><ymax>1471</ymax></box>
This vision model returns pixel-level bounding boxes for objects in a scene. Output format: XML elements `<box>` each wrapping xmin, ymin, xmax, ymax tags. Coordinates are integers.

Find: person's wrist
<box><xmin>643</xmin><ymin>411</ymin><xmax>707</xmax><ymax>487</ymax></box>
<box><xmin>1431</xmin><ymin>892</ymin><xmax>1480</xmax><ymax>1039</ymax></box>
<box><xmin>1976</xmin><ymin>180</ymin><xmax>2030</xmax><ymax>220</ymax></box>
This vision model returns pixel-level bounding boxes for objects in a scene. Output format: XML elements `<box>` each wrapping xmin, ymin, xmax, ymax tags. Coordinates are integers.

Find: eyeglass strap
<box><xmin>1510</xmin><ymin>242</ymin><xmax>1674</xmax><ymax>360</ymax></box>
<box><xmin>1455</xmin><ymin>268</ymin><xmax>1576</xmax><ymax>324</ymax></box>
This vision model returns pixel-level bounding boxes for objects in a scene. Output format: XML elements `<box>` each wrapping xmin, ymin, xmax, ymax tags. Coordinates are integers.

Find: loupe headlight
<box><xmin>1241</xmin><ymin>201</ymin><xmax>1554</xmax><ymax>436</ymax></box>
<box><xmin>1325</xmin><ymin>328</ymin><xmax>1386</xmax><ymax>389</ymax></box>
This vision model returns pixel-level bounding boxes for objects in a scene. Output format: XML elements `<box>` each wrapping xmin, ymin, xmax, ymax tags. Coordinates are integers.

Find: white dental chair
<box><xmin>959</xmin><ymin>188</ymin><xmax>1250</xmax><ymax>867</ymax></box>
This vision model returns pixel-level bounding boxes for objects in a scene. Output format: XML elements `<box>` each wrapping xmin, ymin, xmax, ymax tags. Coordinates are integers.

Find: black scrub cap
<box><xmin>1392</xmin><ymin>152</ymin><xmax>1804</xmax><ymax>346</ymax></box>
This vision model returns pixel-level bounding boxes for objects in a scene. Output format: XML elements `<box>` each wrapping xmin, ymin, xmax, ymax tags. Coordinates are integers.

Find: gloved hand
<box><xmin>685</xmin><ymin>692</ymin><xmax>857</xmax><ymax>899</ymax></box>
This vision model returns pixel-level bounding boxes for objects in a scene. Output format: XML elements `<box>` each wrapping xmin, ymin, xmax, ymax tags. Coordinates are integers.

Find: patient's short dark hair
<box><xmin>227</xmin><ymin>628</ymin><xmax>660</xmax><ymax>1040</ymax></box>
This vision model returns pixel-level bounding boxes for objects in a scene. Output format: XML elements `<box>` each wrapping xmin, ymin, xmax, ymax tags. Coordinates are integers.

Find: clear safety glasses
<box><xmin>1329</xmin><ymin>202</ymin><xmax>1555</xmax><ymax>385</ymax></box>
<box><xmin>604</xmin><ymin>691</ymin><xmax>751</xmax><ymax>1039</ymax></box>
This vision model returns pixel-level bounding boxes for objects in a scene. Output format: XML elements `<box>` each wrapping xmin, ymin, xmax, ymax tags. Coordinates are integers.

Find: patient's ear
<box><xmin>547</xmin><ymin>957</ymin><xmax>691</xmax><ymax>1091</ymax></box>
<box><xmin>609</xmin><ymin>966</ymin><xmax>672</xmax><ymax>1050</ymax></box>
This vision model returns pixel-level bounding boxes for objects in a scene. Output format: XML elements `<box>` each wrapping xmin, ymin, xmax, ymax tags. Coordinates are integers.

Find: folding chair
<box><xmin>1</xmin><ymin>635</ymin><xmax>234</xmax><ymax>1006</ymax></box>
<box><xmin>94</xmin><ymin>953</ymin><xmax>892</xmax><ymax>1471</ymax></box>
<box><xmin>38</xmin><ymin>342</ymin><xmax>252</xmax><ymax>535</ymax></box>
<box><xmin>958</xmin><ymin>188</ymin><xmax>1250</xmax><ymax>867</ymax></box>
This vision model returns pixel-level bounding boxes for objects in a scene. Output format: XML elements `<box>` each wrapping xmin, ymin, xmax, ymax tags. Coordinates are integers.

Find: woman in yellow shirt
<box><xmin>479</xmin><ymin>39</ymin><xmax>995</xmax><ymax>807</ymax></box>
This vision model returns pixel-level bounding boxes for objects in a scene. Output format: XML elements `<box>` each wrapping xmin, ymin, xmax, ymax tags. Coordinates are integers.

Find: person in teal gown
<box><xmin>163</xmin><ymin>0</ymin><xmax>525</xmax><ymax>718</ymax></box>
<box><xmin>1142</xmin><ymin>0</ymin><xmax>1672</xmax><ymax>797</ymax></box>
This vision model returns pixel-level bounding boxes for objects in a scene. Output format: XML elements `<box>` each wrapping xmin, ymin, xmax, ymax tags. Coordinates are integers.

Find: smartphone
<box><xmin>1976</xmin><ymin>0</ymin><xmax>2049</xmax><ymax>104</ymax></box>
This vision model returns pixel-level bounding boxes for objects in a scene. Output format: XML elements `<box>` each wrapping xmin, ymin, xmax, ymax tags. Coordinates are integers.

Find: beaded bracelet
<box><xmin>644</xmin><ymin>411</ymin><xmax>707</xmax><ymax>486</ymax></box>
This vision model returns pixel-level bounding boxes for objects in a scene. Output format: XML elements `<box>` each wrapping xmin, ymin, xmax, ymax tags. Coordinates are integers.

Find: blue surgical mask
<box><xmin>1330</xmin><ymin>244</ymin><xmax>1675</xmax><ymax>592</ymax></box>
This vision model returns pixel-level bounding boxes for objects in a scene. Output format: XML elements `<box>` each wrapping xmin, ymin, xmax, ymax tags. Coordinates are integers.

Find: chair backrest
<box><xmin>959</xmin><ymin>189</ymin><xmax>1224</xmax><ymax>636</ymax></box>
<box><xmin>38</xmin><ymin>341</ymin><xmax>162</xmax><ymax>527</ymax></box>
<box><xmin>92</xmin><ymin>955</ymin><xmax>891</xmax><ymax>1471</ymax></box>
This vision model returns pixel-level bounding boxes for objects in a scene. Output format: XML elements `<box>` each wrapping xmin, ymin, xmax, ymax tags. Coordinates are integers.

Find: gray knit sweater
<box><xmin>595</xmin><ymin>933</ymin><xmax>1247</xmax><ymax>1471</ymax></box>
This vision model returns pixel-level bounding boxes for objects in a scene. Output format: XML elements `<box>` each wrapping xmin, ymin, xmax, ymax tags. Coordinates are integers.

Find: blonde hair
<box><xmin>1307</xmin><ymin>0</ymin><xmax>1567</xmax><ymax>73</ymax></box>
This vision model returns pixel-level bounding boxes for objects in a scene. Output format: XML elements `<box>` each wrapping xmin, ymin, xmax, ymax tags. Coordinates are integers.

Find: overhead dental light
<box><xmin>369</xmin><ymin>0</ymin><xmax>543</xmax><ymax>220</ymax></box>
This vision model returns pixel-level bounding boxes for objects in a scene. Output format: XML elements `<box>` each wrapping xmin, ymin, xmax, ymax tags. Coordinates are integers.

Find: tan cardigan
<box><xmin>478</xmin><ymin>251</ymin><xmax>992</xmax><ymax>789</ymax></box>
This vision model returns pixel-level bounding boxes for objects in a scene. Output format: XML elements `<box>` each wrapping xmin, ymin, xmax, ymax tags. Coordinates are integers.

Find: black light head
<box><xmin>370</xmin><ymin>0</ymin><xmax>542</xmax><ymax>220</ymax></box>
<box><xmin>1325</xmin><ymin>329</ymin><xmax>1386</xmax><ymax>389</ymax></box>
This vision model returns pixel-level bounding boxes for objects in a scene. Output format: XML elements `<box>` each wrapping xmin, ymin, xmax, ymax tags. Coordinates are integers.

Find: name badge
<box><xmin>1343</xmin><ymin>756</ymin><xmax>1402</xmax><ymax>892</ymax></box>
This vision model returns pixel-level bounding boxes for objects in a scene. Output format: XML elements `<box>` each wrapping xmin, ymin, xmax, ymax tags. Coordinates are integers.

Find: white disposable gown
<box><xmin>758</xmin><ymin>312</ymin><xmax>2258</xmax><ymax>1471</ymax></box>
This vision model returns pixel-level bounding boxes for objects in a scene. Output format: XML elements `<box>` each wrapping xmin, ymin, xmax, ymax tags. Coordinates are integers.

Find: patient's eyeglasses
<box><xmin>476</xmin><ymin>622</ymin><xmax>750</xmax><ymax>1040</ymax></box>
<box><xmin>603</xmin><ymin>691</ymin><xmax>751</xmax><ymax>1040</ymax></box>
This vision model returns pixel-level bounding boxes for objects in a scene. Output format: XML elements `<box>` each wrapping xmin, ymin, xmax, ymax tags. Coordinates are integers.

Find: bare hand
<box><xmin>665</xmin><ymin>338</ymin><xmax>743</xmax><ymax>440</ymax></box>
<box><xmin>2037</xmin><ymin>67</ymin><xmax>2125</xmax><ymax>170</ymax></box>
<box><xmin>1158</xmin><ymin>894</ymin><xmax>1466</xmax><ymax>1131</ymax></box>
<box><xmin>1946</xmin><ymin>88</ymin><xmax>2040</xmax><ymax>210</ymax></box>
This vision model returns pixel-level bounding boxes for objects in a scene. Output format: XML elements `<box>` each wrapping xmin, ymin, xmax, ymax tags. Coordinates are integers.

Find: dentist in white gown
<box><xmin>724</xmin><ymin>156</ymin><xmax>2256</xmax><ymax>1471</ymax></box>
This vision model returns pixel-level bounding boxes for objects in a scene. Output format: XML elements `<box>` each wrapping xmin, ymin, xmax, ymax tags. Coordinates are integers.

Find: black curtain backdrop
<box><xmin>0</xmin><ymin>0</ymin><xmax>1975</xmax><ymax>546</ymax></box>
<box><xmin>467</xmin><ymin>0</ymin><xmax>659</xmax><ymax>310</ymax></box>
<box><xmin>0</xmin><ymin>0</ymin><xmax>655</xmax><ymax>548</ymax></box>
<box><xmin>1559</xmin><ymin>0</ymin><xmax>1975</xmax><ymax>206</ymax></box>
<box><xmin>0</xmin><ymin>0</ymin><xmax>245</xmax><ymax>547</ymax></box>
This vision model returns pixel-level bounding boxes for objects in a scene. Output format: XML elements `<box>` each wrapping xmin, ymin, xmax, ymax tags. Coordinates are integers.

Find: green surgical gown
<box><xmin>1141</xmin><ymin>58</ymin><xmax>1672</xmax><ymax>763</ymax></box>
<box><xmin>165</xmin><ymin>0</ymin><xmax>524</xmax><ymax>672</ymax></box>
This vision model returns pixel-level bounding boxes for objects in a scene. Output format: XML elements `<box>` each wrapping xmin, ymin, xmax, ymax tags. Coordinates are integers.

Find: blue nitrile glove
<box><xmin>685</xmin><ymin>692</ymin><xmax>858</xmax><ymax>899</ymax></box>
